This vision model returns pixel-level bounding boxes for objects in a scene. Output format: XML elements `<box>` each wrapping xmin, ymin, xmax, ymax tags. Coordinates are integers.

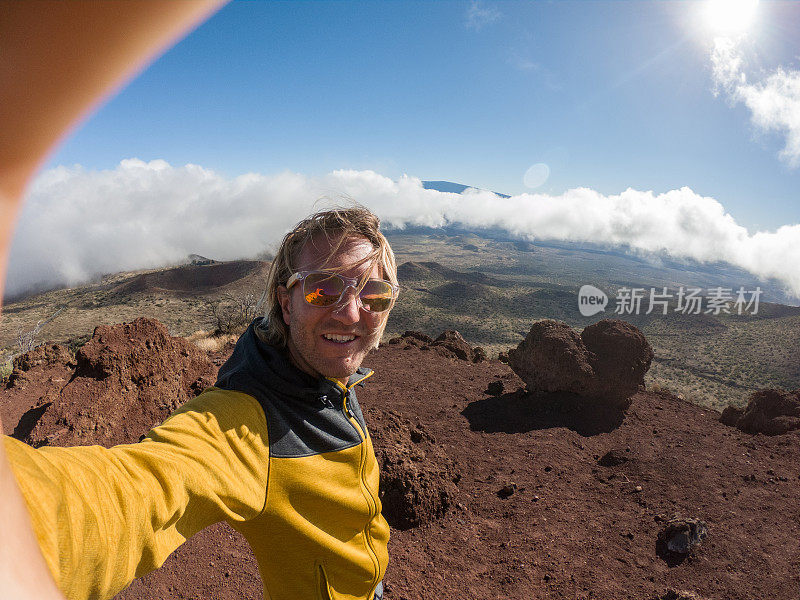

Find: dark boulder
<box><xmin>580</xmin><ymin>319</ymin><xmax>653</xmax><ymax>404</ymax></box>
<box><xmin>507</xmin><ymin>319</ymin><xmax>652</xmax><ymax>410</ymax></box>
<box><xmin>389</xmin><ymin>329</ymin><xmax>486</xmax><ymax>363</ymax></box>
<box><xmin>507</xmin><ymin>320</ymin><xmax>595</xmax><ymax>397</ymax></box>
<box><xmin>430</xmin><ymin>330</ymin><xmax>475</xmax><ymax>361</ymax></box>
<box><xmin>721</xmin><ymin>388</ymin><xmax>800</xmax><ymax>435</ymax></box>
<box><xmin>388</xmin><ymin>330</ymin><xmax>433</xmax><ymax>346</ymax></box>
<box><xmin>656</xmin><ymin>516</ymin><xmax>708</xmax><ymax>562</ymax></box>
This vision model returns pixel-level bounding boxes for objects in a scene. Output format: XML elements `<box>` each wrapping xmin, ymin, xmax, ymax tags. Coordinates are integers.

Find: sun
<box><xmin>702</xmin><ymin>0</ymin><xmax>759</xmax><ymax>35</ymax></box>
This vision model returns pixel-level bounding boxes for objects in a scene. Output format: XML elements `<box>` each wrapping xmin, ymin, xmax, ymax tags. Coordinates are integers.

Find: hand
<box><xmin>0</xmin><ymin>414</ymin><xmax>64</xmax><ymax>599</ymax></box>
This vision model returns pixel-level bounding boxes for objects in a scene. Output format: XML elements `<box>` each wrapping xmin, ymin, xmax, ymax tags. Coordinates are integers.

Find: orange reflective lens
<box><xmin>302</xmin><ymin>272</ymin><xmax>344</xmax><ymax>306</ymax></box>
<box><xmin>292</xmin><ymin>271</ymin><xmax>396</xmax><ymax>313</ymax></box>
<box><xmin>358</xmin><ymin>279</ymin><xmax>395</xmax><ymax>312</ymax></box>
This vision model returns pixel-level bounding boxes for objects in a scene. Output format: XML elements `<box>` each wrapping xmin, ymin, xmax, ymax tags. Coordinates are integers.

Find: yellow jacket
<box><xmin>4</xmin><ymin>320</ymin><xmax>389</xmax><ymax>600</ymax></box>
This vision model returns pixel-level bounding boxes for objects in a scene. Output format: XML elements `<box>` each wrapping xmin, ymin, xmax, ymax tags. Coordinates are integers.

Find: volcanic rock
<box><xmin>367</xmin><ymin>409</ymin><xmax>460</xmax><ymax>530</ymax></box>
<box><xmin>2</xmin><ymin>345</ymin><xmax>76</xmax><ymax>438</ymax></box>
<box><xmin>720</xmin><ymin>388</ymin><xmax>800</xmax><ymax>435</ymax></box>
<box><xmin>506</xmin><ymin>320</ymin><xmax>595</xmax><ymax>394</ymax></box>
<box><xmin>580</xmin><ymin>319</ymin><xmax>653</xmax><ymax>403</ymax></box>
<box><xmin>719</xmin><ymin>405</ymin><xmax>745</xmax><ymax>427</ymax></box>
<box><xmin>389</xmin><ymin>329</ymin><xmax>485</xmax><ymax>362</ymax></box>
<box><xmin>10</xmin><ymin>344</ymin><xmax>73</xmax><ymax>375</ymax></box>
<box><xmin>430</xmin><ymin>330</ymin><xmax>476</xmax><ymax>361</ymax></box>
<box><xmin>20</xmin><ymin>318</ymin><xmax>215</xmax><ymax>448</ymax></box>
<box><xmin>507</xmin><ymin>318</ymin><xmax>653</xmax><ymax>410</ymax></box>
<box><xmin>5</xmin><ymin>344</ymin><xmax>74</xmax><ymax>394</ymax></box>
<box><xmin>497</xmin><ymin>482</ymin><xmax>517</xmax><ymax>499</ymax></box>
<box><xmin>388</xmin><ymin>330</ymin><xmax>433</xmax><ymax>347</ymax></box>
<box><xmin>657</xmin><ymin>516</ymin><xmax>708</xmax><ymax>559</ymax></box>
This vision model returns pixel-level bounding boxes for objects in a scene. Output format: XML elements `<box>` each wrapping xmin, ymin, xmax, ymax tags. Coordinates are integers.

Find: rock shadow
<box><xmin>12</xmin><ymin>402</ymin><xmax>51</xmax><ymax>442</ymax></box>
<box><xmin>462</xmin><ymin>390</ymin><xmax>625</xmax><ymax>437</ymax></box>
<box><xmin>655</xmin><ymin>540</ymin><xmax>690</xmax><ymax>567</ymax></box>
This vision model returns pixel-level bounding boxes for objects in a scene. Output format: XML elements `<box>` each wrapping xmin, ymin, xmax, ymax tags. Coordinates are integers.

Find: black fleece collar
<box><xmin>214</xmin><ymin>318</ymin><xmax>374</xmax><ymax>458</ymax></box>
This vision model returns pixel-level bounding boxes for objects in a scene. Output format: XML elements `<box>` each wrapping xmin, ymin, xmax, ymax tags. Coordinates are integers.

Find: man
<box><xmin>3</xmin><ymin>206</ymin><xmax>398</xmax><ymax>600</ymax></box>
<box><xmin>1</xmin><ymin>6</ymin><xmax>396</xmax><ymax>598</ymax></box>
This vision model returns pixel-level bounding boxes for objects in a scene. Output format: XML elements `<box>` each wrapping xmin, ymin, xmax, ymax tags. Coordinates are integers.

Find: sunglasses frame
<box><xmin>285</xmin><ymin>270</ymin><xmax>399</xmax><ymax>313</ymax></box>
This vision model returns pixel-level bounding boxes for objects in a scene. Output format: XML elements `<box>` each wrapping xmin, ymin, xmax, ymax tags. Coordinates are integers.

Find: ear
<box><xmin>277</xmin><ymin>285</ymin><xmax>292</xmax><ymax>326</ymax></box>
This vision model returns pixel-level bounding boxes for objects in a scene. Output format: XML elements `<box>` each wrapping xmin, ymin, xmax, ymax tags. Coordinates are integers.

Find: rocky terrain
<box><xmin>1</xmin><ymin>318</ymin><xmax>799</xmax><ymax>600</ymax></box>
<box><xmin>5</xmin><ymin>251</ymin><xmax>800</xmax><ymax>414</ymax></box>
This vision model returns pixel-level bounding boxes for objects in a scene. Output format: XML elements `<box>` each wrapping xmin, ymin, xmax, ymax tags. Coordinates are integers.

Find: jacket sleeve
<box><xmin>2</xmin><ymin>387</ymin><xmax>270</xmax><ymax>600</ymax></box>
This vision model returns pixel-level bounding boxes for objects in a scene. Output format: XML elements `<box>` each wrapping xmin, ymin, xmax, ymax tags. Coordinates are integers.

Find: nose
<box><xmin>331</xmin><ymin>287</ymin><xmax>361</xmax><ymax>324</ymax></box>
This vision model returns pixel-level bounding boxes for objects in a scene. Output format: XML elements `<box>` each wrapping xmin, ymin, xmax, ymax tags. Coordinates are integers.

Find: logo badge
<box><xmin>578</xmin><ymin>285</ymin><xmax>608</xmax><ymax>317</ymax></box>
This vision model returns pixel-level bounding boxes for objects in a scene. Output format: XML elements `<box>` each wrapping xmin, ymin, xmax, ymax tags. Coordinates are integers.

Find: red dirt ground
<box><xmin>1</xmin><ymin>321</ymin><xmax>798</xmax><ymax>600</ymax></box>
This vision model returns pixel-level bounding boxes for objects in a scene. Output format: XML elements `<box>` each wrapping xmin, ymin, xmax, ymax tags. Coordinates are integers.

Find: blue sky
<box><xmin>44</xmin><ymin>0</ymin><xmax>798</xmax><ymax>231</ymax></box>
<box><xmin>12</xmin><ymin>1</ymin><xmax>800</xmax><ymax>299</ymax></box>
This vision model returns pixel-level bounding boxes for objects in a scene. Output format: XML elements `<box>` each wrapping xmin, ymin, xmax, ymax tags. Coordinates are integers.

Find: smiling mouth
<box><xmin>322</xmin><ymin>333</ymin><xmax>357</xmax><ymax>343</ymax></box>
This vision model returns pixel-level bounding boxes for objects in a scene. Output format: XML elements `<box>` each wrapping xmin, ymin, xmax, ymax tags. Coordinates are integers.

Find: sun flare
<box><xmin>703</xmin><ymin>0</ymin><xmax>759</xmax><ymax>35</ymax></box>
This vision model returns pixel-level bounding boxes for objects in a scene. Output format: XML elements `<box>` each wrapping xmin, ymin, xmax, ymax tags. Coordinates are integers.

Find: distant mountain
<box><xmin>111</xmin><ymin>260</ymin><xmax>267</xmax><ymax>296</ymax></box>
<box><xmin>422</xmin><ymin>180</ymin><xmax>510</xmax><ymax>198</ymax></box>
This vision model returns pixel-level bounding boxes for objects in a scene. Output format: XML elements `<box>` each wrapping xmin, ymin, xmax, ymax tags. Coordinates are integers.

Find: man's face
<box><xmin>277</xmin><ymin>235</ymin><xmax>390</xmax><ymax>385</ymax></box>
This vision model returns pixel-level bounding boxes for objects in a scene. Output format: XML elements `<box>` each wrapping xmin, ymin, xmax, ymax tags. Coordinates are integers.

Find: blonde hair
<box><xmin>257</xmin><ymin>206</ymin><xmax>397</xmax><ymax>347</ymax></box>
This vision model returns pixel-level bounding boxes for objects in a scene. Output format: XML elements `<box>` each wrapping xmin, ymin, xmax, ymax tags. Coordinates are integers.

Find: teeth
<box><xmin>323</xmin><ymin>334</ymin><xmax>356</xmax><ymax>343</ymax></box>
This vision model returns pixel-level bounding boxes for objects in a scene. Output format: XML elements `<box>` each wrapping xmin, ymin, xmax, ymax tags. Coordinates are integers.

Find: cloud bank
<box><xmin>6</xmin><ymin>159</ymin><xmax>800</xmax><ymax>299</ymax></box>
<box><xmin>712</xmin><ymin>37</ymin><xmax>800</xmax><ymax>167</ymax></box>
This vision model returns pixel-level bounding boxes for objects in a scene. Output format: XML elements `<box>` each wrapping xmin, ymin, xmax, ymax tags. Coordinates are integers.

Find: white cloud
<box><xmin>465</xmin><ymin>1</ymin><xmax>501</xmax><ymax>31</ymax></box>
<box><xmin>712</xmin><ymin>37</ymin><xmax>800</xmax><ymax>167</ymax></box>
<box><xmin>5</xmin><ymin>160</ymin><xmax>800</xmax><ymax>299</ymax></box>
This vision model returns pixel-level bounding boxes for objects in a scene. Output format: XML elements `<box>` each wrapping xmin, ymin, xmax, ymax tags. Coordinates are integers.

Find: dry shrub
<box><xmin>186</xmin><ymin>330</ymin><xmax>238</xmax><ymax>353</ymax></box>
<box><xmin>209</xmin><ymin>293</ymin><xmax>261</xmax><ymax>335</ymax></box>
<box><xmin>16</xmin><ymin>306</ymin><xmax>66</xmax><ymax>353</ymax></box>
<box><xmin>0</xmin><ymin>354</ymin><xmax>13</xmax><ymax>384</ymax></box>
<box><xmin>649</xmin><ymin>381</ymin><xmax>674</xmax><ymax>395</ymax></box>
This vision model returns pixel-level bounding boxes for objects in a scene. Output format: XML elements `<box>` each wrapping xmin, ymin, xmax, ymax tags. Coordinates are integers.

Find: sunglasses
<box><xmin>286</xmin><ymin>270</ymin><xmax>399</xmax><ymax>313</ymax></box>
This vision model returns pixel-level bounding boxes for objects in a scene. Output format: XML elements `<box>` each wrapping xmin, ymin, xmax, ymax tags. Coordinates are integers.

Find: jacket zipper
<box><xmin>342</xmin><ymin>390</ymin><xmax>381</xmax><ymax>591</ymax></box>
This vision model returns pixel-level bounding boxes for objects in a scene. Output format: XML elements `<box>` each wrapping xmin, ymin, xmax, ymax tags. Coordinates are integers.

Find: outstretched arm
<box><xmin>4</xmin><ymin>390</ymin><xmax>270</xmax><ymax>600</ymax></box>
<box><xmin>0</xmin><ymin>2</ymin><xmax>226</xmax><ymax>598</ymax></box>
